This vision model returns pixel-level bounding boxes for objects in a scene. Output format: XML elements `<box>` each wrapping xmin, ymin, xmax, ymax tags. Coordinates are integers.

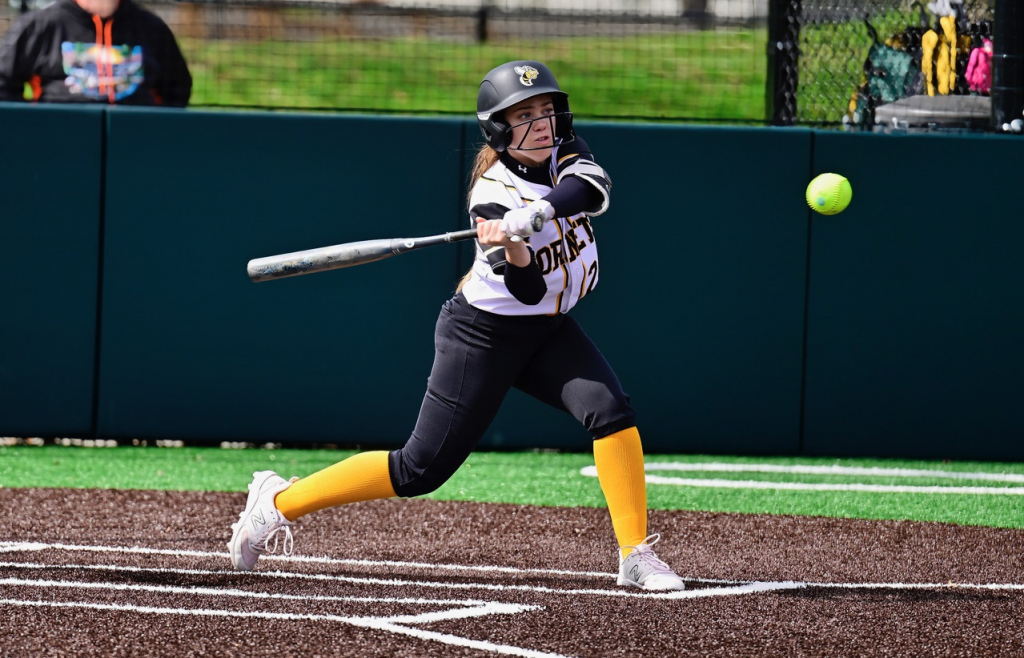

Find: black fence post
<box><xmin>992</xmin><ymin>0</ymin><xmax>1024</xmax><ymax>131</ymax></box>
<box><xmin>681</xmin><ymin>0</ymin><xmax>711</xmax><ymax>30</ymax></box>
<box><xmin>766</xmin><ymin>0</ymin><xmax>801</xmax><ymax>125</ymax></box>
<box><xmin>477</xmin><ymin>4</ymin><xmax>489</xmax><ymax>43</ymax></box>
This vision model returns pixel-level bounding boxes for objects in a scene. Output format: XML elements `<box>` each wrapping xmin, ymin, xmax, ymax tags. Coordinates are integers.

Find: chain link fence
<box><xmin>1</xmin><ymin>0</ymin><xmax>771</xmax><ymax>120</ymax></box>
<box><xmin>784</xmin><ymin>0</ymin><xmax>996</xmax><ymax>127</ymax></box>
<box><xmin>0</xmin><ymin>0</ymin><xmax>1014</xmax><ymax>127</ymax></box>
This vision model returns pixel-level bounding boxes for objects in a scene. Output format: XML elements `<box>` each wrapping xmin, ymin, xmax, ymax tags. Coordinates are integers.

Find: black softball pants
<box><xmin>389</xmin><ymin>292</ymin><xmax>636</xmax><ymax>497</ymax></box>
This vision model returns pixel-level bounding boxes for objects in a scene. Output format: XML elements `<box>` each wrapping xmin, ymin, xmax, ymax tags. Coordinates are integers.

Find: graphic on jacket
<box><xmin>61</xmin><ymin>41</ymin><xmax>143</xmax><ymax>101</ymax></box>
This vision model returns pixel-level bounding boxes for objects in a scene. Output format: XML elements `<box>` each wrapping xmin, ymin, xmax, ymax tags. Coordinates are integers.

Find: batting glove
<box><xmin>500</xmin><ymin>200</ymin><xmax>555</xmax><ymax>238</ymax></box>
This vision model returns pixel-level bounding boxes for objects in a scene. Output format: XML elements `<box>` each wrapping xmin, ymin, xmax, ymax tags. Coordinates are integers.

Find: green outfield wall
<box><xmin>0</xmin><ymin>104</ymin><xmax>1020</xmax><ymax>460</ymax></box>
<box><xmin>0</xmin><ymin>105</ymin><xmax>104</xmax><ymax>438</ymax></box>
<box><xmin>803</xmin><ymin>131</ymin><xmax>1024</xmax><ymax>460</ymax></box>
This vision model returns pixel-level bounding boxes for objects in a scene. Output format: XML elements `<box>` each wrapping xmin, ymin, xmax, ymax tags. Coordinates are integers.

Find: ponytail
<box><xmin>466</xmin><ymin>145</ymin><xmax>500</xmax><ymax>207</ymax></box>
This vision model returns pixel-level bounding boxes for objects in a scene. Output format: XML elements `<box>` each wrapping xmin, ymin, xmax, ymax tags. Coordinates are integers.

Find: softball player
<box><xmin>228</xmin><ymin>60</ymin><xmax>685</xmax><ymax>591</ymax></box>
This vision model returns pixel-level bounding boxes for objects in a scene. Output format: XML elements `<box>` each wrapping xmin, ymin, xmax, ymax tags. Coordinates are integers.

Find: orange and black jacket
<box><xmin>0</xmin><ymin>0</ymin><xmax>191</xmax><ymax>106</ymax></box>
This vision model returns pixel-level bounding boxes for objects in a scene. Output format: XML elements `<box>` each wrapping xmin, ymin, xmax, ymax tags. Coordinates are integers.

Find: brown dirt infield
<box><xmin>1</xmin><ymin>487</ymin><xmax>1023</xmax><ymax>656</ymax></box>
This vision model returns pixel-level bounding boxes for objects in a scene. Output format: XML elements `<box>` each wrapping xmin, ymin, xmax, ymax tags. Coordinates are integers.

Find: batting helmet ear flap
<box><xmin>477</xmin><ymin>80</ymin><xmax>512</xmax><ymax>152</ymax></box>
<box><xmin>477</xmin><ymin>117</ymin><xmax>512</xmax><ymax>153</ymax></box>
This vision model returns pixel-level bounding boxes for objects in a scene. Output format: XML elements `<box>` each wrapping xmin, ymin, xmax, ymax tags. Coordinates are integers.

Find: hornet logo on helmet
<box><xmin>514</xmin><ymin>65</ymin><xmax>539</xmax><ymax>86</ymax></box>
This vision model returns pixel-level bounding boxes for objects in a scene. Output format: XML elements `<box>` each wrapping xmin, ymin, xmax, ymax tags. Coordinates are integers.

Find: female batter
<box><xmin>228</xmin><ymin>60</ymin><xmax>685</xmax><ymax>591</ymax></box>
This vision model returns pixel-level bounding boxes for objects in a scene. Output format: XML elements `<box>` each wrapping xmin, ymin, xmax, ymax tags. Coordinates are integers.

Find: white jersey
<box><xmin>462</xmin><ymin>143</ymin><xmax>606</xmax><ymax>316</ymax></box>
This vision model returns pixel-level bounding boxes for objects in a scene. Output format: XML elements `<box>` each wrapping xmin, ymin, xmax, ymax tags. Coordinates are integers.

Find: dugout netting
<box><xmin>0</xmin><ymin>0</ymin><xmax>1017</xmax><ymax>127</ymax></box>
<box><xmin>772</xmin><ymin>0</ymin><xmax>997</xmax><ymax>128</ymax></box>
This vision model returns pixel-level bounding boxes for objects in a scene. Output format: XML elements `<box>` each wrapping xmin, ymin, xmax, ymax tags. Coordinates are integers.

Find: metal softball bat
<box><xmin>246</xmin><ymin>212</ymin><xmax>545</xmax><ymax>282</ymax></box>
<box><xmin>247</xmin><ymin>227</ymin><xmax>480</xmax><ymax>282</ymax></box>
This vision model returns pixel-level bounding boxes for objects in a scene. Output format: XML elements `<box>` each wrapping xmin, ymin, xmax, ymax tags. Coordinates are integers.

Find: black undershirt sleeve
<box><xmin>542</xmin><ymin>176</ymin><xmax>604</xmax><ymax>217</ymax></box>
<box><xmin>503</xmin><ymin>247</ymin><xmax>546</xmax><ymax>306</ymax></box>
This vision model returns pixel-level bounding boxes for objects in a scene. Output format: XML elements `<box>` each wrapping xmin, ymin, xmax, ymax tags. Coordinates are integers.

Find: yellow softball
<box><xmin>806</xmin><ymin>173</ymin><xmax>853</xmax><ymax>215</ymax></box>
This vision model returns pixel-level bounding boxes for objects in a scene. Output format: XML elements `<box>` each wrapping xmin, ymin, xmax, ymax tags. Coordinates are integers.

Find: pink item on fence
<box><xmin>966</xmin><ymin>38</ymin><xmax>993</xmax><ymax>94</ymax></box>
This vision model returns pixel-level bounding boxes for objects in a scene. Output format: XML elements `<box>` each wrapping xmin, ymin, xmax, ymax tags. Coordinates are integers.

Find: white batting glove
<box><xmin>500</xmin><ymin>200</ymin><xmax>555</xmax><ymax>238</ymax></box>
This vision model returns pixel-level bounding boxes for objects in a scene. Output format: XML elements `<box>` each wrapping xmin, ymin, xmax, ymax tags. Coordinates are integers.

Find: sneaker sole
<box><xmin>616</xmin><ymin>575</ymin><xmax>685</xmax><ymax>591</ymax></box>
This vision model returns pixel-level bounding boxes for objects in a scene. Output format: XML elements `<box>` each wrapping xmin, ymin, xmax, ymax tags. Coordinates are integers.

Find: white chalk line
<box><xmin>0</xmin><ymin>540</ymin><xmax>611</xmax><ymax>579</ymax></box>
<box><xmin>8</xmin><ymin>539</ymin><xmax>747</xmax><ymax>586</ymax></box>
<box><xmin>4</xmin><ymin>541</ymin><xmax>1023</xmax><ymax>592</ymax></box>
<box><xmin>579</xmin><ymin>463</ymin><xmax>1024</xmax><ymax>495</ymax></box>
<box><xmin>0</xmin><ymin>558</ymin><xmax>696</xmax><ymax>600</ymax></box>
<box><xmin>0</xmin><ymin>576</ymin><xmax>537</xmax><ymax>623</ymax></box>
<box><xmin>0</xmin><ymin>597</ymin><xmax>568</xmax><ymax>658</ymax></box>
<box><xmin>642</xmin><ymin>478</ymin><xmax>1024</xmax><ymax>495</ymax></box>
<box><xmin>0</xmin><ymin>573</ymin><xmax>494</xmax><ymax>607</ymax></box>
<box><xmin>3</xmin><ymin>547</ymin><xmax>1022</xmax><ymax>658</ymax></box>
<box><xmin>0</xmin><ymin>543</ymin><xmax>574</xmax><ymax>658</ymax></box>
<box><xmin>805</xmin><ymin>581</ymin><xmax>1024</xmax><ymax>591</ymax></box>
<box><xmin>645</xmin><ymin>463</ymin><xmax>1024</xmax><ymax>483</ymax></box>
<box><xmin>0</xmin><ymin>554</ymin><xmax>797</xmax><ymax>658</ymax></box>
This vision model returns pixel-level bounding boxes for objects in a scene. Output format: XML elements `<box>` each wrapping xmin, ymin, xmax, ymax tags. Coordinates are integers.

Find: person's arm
<box><xmin>471</xmin><ymin>204</ymin><xmax>547</xmax><ymax>306</ymax></box>
<box><xmin>475</xmin><ymin>218</ymin><xmax>546</xmax><ymax>305</ymax></box>
<box><xmin>542</xmin><ymin>176</ymin><xmax>602</xmax><ymax>217</ymax></box>
<box><xmin>502</xmin><ymin>246</ymin><xmax>546</xmax><ymax>305</ymax></box>
<box><xmin>0</xmin><ymin>17</ymin><xmax>34</xmax><ymax>102</ymax></box>
<box><xmin>546</xmin><ymin>136</ymin><xmax>612</xmax><ymax>216</ymax></box>
<box><xmin>499</xmin><ymin>144</ymin><xmax>611</xmax><ymax>241</ymax></box>
<box><xmin>152</xmin><ymin>20</ymin><xmax>191</xmax><ymax>107</ymax></box>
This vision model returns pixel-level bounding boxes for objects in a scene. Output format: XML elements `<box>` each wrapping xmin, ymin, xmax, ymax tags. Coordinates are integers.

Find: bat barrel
<box><xmin>247</xmin><ymin>228</ymin><xmax>480</xmax><ymax>282</ymax></box>
<box><xmin>247</xmin><ymin>239</ymin><xmax>400</xmax><ymax>282</ymax></box>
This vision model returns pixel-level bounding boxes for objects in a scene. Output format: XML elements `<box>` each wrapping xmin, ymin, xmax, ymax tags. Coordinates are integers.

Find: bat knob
<box><xmin>529</xmin><ymin>211</ymin><xmax>546</xmax><ymax>233</ymax></box>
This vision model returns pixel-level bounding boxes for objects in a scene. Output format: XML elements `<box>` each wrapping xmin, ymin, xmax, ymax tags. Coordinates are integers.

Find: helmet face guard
<box><xmin>503</xmin><ymin>112</ymin><xmax>576</xmax><ymax>151</ymax></box>
<box><xmin>477</xmin><ymin>60</ymin><xmax>576</xmax><ymax>152</ymax></box>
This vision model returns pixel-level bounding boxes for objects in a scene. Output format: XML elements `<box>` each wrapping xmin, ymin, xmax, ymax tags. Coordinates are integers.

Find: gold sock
<box><xmin>593</xmin><ymin>427</ymin><xmax>648</xmax><ymax>557</ymax></box>
<box><xmin>274</xmin><ymin>450</ymin><xmax>396</xmax><ymax>521</ymax></box>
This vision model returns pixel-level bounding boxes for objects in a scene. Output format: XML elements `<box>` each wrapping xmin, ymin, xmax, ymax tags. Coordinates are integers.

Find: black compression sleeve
<box><xmin>504</xmin><ymin>251</ymin><xmax>546</xmax><ymax>305</ymax></box>
<box><xmin>542</xmin><ymin>176</ymin><xmax>604</xmax><ymax>217</ymax></box>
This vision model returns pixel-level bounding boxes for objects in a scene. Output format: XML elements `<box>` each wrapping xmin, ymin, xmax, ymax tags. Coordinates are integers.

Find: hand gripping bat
<box><xmin>247</xmin><ymin>213</ymin><xmax>545</xmax><ymax>283</ymax></box>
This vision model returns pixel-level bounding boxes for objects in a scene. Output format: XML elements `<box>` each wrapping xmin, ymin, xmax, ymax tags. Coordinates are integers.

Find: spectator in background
<box><xmin>0</xmin><ymin>0</ymin><xmax>191</xmax><ymax>105</ymax></box>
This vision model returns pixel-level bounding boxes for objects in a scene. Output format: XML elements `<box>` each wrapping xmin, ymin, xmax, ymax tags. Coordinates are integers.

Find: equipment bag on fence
<box><xmin>848</xmin><ymin>21</ymin><xmax>917</xmax><ymax>127</ymax></box>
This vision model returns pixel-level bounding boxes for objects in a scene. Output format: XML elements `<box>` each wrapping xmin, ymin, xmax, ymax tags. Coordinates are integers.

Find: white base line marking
<box><xmin>6</xmin><ymin>556</ymin><xmax>1015</xmax><ymax>593</ymax></box>
<box><xmin>0</xmin><ymin>541</ymin><xmax>612</xmax><ymax>579</ymax></box>
<box><xmin>802</xmin><ymin>581</ymin><xmax>1024</xmax><ymax>591</ymax></box>
<box><xmin>0</xmin><ymin>541</ymin><xmax>719</xmax><ymax>590</ymax></box>
<box><xmin>0</xmin><ymin>559</ymin><xmax>701</xmax><ymax>600</ymax></box>
<box><xmin>0</xmin><ymin>577</ymin><xmax>538</xmax><ymax>623</ymax></box>
<box><xmin>0</xmin><ymin>575</ymin><xmax>494</xmax><ymax>607</ymax></box>
<box><xmin>579</xmin><ymin>463</ymin><xmax>1024</xmax><ymax>495</ymax></box>
<box><xmin>3</xmin><ymin>542</ymin><xmax>1023</xmax><ymax>592</ymax></box>
<box><xmin>644</xmin><ymin>463</ymin><xmax>1024</xmax><ymax>483</ymax></box>
<box><xmin>0</xmin><ymin>598</ymin><xmax>569</xmax><ymax>658</ymax></box>
<box><xmin>3</xmin><ymin>566</ymin><xmax>1022</xmax><ymax>656</ymax></box>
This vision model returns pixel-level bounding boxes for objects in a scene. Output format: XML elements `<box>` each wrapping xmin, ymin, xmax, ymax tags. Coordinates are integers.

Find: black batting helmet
<box><xmin>476</xmin><ymin>60</ymin><xmax>575</xmax><ymax>152</ymax></box>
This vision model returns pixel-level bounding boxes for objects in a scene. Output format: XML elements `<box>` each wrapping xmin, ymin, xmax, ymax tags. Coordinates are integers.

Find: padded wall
<box><xmin>0</xmin><ymin>104</ymin><xmax>103</xmax><ymax>437</ymax></box>
<box><xmin>803</xmin><ymin>131</ymin><xmax>1024</xmax><ymax>460</ymax></box>
<box><xmin>98</xmin><ymin>109</ymin><xmax>466</xmax><ymax>443</ymax></box>
<box><xmin>6</xmin><ymin>104</ymin><xmax>1021</xmax><ymax>461</ymax></box>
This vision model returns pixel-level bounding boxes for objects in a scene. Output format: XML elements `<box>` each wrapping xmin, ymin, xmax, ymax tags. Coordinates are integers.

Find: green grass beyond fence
<box><xmin>181</xmin><ymin>32</ymin><xmax>769</xmax><ymax>121</ymax></box>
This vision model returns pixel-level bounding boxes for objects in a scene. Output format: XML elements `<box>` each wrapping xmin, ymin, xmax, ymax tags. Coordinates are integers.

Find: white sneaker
<box><xmin>616</xmin><ymin>534</ymin><xmax>686</xmax><ymax>591</ymax></box>
<box><xmin>227</xmin><ymin>470</ymin><xmax>297</xmax><ymax>571</ymax></box>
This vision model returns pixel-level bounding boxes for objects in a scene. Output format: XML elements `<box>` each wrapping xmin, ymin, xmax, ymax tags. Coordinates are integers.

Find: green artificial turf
<box><xmin>2</xmin><ymin>445</ymin><xmax>1023</xmax><ymax>529</ymax></box>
